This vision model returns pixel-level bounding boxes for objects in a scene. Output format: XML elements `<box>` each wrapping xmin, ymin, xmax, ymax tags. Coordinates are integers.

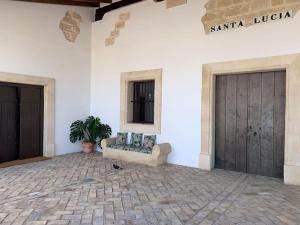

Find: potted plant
<box><xmin>69</xmin><ymin>116</ymin><xmax>112</xmax><ymax>153</ymax></box>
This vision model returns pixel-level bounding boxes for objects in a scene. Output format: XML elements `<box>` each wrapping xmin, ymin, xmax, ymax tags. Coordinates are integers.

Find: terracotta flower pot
<box><xmin>82</xmin><ymin>142</ymin><xmax>95</xmax><ymax>153</ymax></box>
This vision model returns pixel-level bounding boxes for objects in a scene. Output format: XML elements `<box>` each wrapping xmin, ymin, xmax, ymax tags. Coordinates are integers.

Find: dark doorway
<box><xmin>132</xmin><ymin>80</ymin><xmax>155</xmax><ymax>124</ymax></box>
<box><xmin>215</xmin><ymin>71</ymin><xmax>285</xmax><ymax>178</ymax></box>
<box><xmin>0</xmin><ymin>82</ymin><xmax>43</xmax><ymax>163</ymax></box>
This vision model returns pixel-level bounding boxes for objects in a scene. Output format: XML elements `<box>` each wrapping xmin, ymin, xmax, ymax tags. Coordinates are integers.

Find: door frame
<box><xmin>0</xmin><ymin>82</ymin><xmax>44</xmax><ymax>158</ymax></box>
<box><xmin>214</xmin><ymin>72</ymin><xmax>286</xmax><ymax>177</ymax></box>
<box><xmin>200</xmin><ymin>54</ymin><xmax>300</xmax><ymax>185</ymax></box>
<box><xmin>0</xmin><ymin>72</ymin><xmax>55</xmax><ymax>157</ymax></box>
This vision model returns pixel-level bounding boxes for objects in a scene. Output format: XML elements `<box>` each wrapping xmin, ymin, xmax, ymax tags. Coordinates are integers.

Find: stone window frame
<box><xmin>200</xmin><ymin>54</ymin><xmax>300</xmax><ymax>186</ymax></box>
<box><xmin>120</xmin><ymin>69</ymin><xmax>162</xmax><ymax>134</ymax></box>
<box><xmin>0</xmin><ymin>72</ymin><xmax>55</xmax><ymax>157</ymax></box>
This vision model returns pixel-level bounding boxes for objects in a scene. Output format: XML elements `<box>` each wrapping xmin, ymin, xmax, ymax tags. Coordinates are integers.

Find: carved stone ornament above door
<box><xmin>59</xmin><ymin>11</ymin><xmax>82</xmax><ymax>42</ymax></box>
<box><xmin>202</xmin><ymin>0</ymin><xmax>300</xmax><ymax>34</ymax></box>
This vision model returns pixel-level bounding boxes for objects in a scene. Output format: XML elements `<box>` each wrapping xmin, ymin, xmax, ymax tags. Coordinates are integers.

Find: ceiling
<box><xmin>14</xmin><ymin>0</ymin><xmax>164</xmax><ymax>21</ymax></box>
<box><xmin>14</xmin><ymin>0</ymin><xmax>114</xmax><ymax>7</ymax></box>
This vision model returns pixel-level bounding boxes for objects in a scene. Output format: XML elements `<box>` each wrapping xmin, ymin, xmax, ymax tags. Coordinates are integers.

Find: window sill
<box><xmin>120</xmin><ymin>122</ymin><xmax>160</xmax><ymax>134</ymax></box>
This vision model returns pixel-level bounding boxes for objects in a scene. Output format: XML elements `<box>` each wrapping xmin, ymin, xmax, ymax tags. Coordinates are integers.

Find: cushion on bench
<box><xmin>143</xmin><ymin>135</ymin><xmax>156</xmax><ymax>151</ymax></box>
<box><xmin>116</xmin><ymin>132</ymin><xmax>128</xmax><ymax>145</ymax></box>
<box><xmin>107</xmin><ymin>144</ymin><xmax>126</xmax><ymax>150</ymax></box>
<box><xmin>107</xmin><ymin>134</ymin><xmax>156</xmax><ymax>155</ymax></box>
<box><xmin>107</xmin><ymin>144</ymin><xmax>152</xmax><ymax>154</ymax></box>
<box><xmin>130</xmin><ymin>133</ymin><xmax>143</xmax><ymax>147</ymax></box>
<box><xmin>124</xmin><ymin>145</ymin><xmax>152</xmax><ymax>154</ymax></box>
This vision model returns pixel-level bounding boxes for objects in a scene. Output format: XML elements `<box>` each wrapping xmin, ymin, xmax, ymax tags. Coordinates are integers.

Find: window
<box><xmin>120</xmin><ymin>69</ymin><xmax>162</xmax><ymax>134</ymax></box>
<box><xmin>132</xmin><ymin>80</ymin><xmax>154</xmax><ymax>124</ymax></box>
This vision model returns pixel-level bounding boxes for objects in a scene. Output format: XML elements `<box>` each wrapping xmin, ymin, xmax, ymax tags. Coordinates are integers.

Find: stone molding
<box><xmin>167</xmin><ymin>0</ymin><xmax>187</xmax><ymax>8</ymax></box>
<box><xmin>59</xmin><ymin>11</ymin><xmax>82</xmax><ymax>42</ymax></box>
<box><xmin>200</xmin><ymin>54</ymin><xmax>300</xmax><ymax>185</ymax></box>
<box><xmin>0</xmin><ymin>72</ymin><xmax>56</xmax><ymax>158</ymax></box>
<box><xmin>105</xmin><ymin>12</ymin><xmax>130</xmax><ymax>47</ymax></box>
<box><xmin>202</xmin><ymin>0</ymin><xmax>300</xmax><ymax>33</ymax></box>
<box><xmin>120</xmin><ymin>69</ymin><xmax>162</xmax><ymax>134</ymax></box>
<box><xmin>284</xmin><ymin>165</ymin><xmax>300</xmax><ymax>186</ymax></box>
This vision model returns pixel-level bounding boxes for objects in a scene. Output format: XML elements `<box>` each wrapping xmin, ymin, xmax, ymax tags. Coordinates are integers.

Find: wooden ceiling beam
<box><xmin>14</xmin><ymin>0</ymin><xmax>164</xmax><ymax>19</ymax></box>
<box><xmin>95</xmin><ymin>0</ymin><xmax>164</xmax><ymax>21</ymax></box>
<box><xmin>14</xmin><ymin>0</ymin><xmax>112</xmax><ymax>7</ymax></box>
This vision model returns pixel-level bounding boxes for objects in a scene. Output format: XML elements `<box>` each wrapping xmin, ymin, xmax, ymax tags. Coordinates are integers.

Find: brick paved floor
<box><xmin>0</xmin><ymin>153</ymin><xmax>299</xmax><ymax>225</ymax></box>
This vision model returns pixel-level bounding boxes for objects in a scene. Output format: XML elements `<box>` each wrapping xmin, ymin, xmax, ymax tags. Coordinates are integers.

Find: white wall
<box><xmin>0</xmin><ymin>1</ymin><xmax>94</xmax><ymax>155</ymax></box>
<box><xmin>91</xmin><ymin>0</ymin><xmax>300</xmax><ymax>168</ymax></box>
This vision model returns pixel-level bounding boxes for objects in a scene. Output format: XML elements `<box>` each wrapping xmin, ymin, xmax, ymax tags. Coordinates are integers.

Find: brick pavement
<box><xmin>0</xmin><ymin>153</ymin><xmax>299</xmax><ymax>225</ymax></box>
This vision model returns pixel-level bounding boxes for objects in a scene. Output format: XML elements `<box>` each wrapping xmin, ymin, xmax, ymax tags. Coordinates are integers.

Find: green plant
<box><xmin>69</xmin><ymin>116</ymin><xmax>112</xmax><ymax>146</ymax></box>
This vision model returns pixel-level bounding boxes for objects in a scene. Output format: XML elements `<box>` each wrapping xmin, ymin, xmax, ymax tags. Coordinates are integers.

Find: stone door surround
<box><xmin>200</xmin><ymin>54</ymin><xmax>300</xmax><ymax>185</ymax></box>
<box><xmin>0</xmin><ymin>72</ymin><xmax>55</xmax><ymax>157</ymax></box>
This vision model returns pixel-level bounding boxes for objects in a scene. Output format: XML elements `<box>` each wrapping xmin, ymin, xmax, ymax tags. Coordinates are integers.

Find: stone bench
<box><xmin>101</xmin><ymin>137</ymin><xmax>171</xmax><ymax>167</ymax></box>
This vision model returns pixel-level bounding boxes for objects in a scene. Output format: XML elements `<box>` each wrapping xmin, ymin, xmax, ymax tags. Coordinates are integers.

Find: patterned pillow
<box><xmin>130</xmin><ymin>133</ymin><xmax>143</xmax><ymax>147</ymax></box>
<box><xmin>143</xmin><ymin>135</ymin><xmax>156</xmax><ymax>150</ymax></box>
<box><xmin>116</xmin><ymin>132</ymin><xmax>128</xmax><ymax>145</ymax></box>
<box><xmin>108</xmin><ymin>144</ymin><xmax>125</xmax><ymax>150</ymax></box>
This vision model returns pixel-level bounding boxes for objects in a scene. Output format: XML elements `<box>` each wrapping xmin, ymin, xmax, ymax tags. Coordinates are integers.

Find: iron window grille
<box><xmin>131</xmin><ymin>80</ymin><xmax>155</xmax><ymax>124</ymax></box>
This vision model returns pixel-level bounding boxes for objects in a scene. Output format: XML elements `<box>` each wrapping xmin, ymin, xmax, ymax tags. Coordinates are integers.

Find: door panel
<box><xmin>19</xmin><ymin>87</ymin><xmax>43</xmax><ymax>159</ymax></box>
<box><xmin>0</xmin><ymin>86</ymin><xmax>18</xmax><ymax>163</ymax></box>
<box><xmin>235</xmin><ymin>75</ymin><xmax>248</xmax><ymax>173</ymax></box>
<box><xmin>215</xmin><ymin>76</ymin><xmax>226</xmax><ymax>169</ymax></box>
<box><xmin>274</xmin><ymin>72</ymin><xmax>286</xmax><ymax>178</ymax></box>
<box><xmin>261</xmin><ymin>73</ymin><xmax>275</xmax><ymax>177</ymax></box>
<box><xmin>225</xmin><ymin>75</ymin><xmax>237</xmax><ymax>171</ymax></box>
<box><xmin>247</xmin><ymin>73</ymin><xmax>262</xmax><ymax>175</ymax></box>
<box><xmin>215</xmin><ymin>72</ymin><xmax>285</xmax><ymax>178</ymax></box>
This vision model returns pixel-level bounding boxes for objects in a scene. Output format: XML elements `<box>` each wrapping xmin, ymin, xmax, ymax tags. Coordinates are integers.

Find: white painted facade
<box><xmin>91</xmin><ymin>0</ymin><xmax>300</xmax><ymax>168</ymax></box>
<box><xmin>0</xmin><ymin>1</ymin><xmax>94</xmax><ymax>155</ymax></box>
<box><xmin>1</xmin><ymin>0</ymin><xmax>300</xmax><ymax>171</ymax></box>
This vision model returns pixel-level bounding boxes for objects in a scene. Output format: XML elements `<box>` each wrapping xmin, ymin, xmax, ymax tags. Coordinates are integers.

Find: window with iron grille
<box><xmin>131</xmin><ymin>80</ymin><xmax>154</xmax><ymax>124</ymax></box>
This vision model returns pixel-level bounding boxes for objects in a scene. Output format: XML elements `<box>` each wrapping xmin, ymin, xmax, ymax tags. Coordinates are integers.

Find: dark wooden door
<box><xmin>0</xmin><ymin>83</ymin><xmax>43</xmax><ymax>163</ymax></box>
<box><xmin>0</xmin><ymin>85</ymin><xmax>19</xmax><ymax>163</ymax></box>
<box><xmin>215</xmin><ymin>71</ymin><xmax>285</xmax><ymax>178</ymax></box>
<box><xmin>19</xmin><ymin>86</ymin><xmax>43</xmax><ymax>159</ymax></box>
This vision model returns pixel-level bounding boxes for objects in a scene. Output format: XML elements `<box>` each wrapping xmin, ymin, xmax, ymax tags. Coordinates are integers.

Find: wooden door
<box><xmin>0</xmin><ymin>85</ymin><xmax>19</xmax><ymax>163</ymax></box>
<box><xmin>19</xmin><ymin>86</ymin><xmax>43</xmax><ymax>159</ymax></box>
<box><xmin>215</xmin><ymin>71</ymin><xmax>285</xmax><ymax>178</ymax></box>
